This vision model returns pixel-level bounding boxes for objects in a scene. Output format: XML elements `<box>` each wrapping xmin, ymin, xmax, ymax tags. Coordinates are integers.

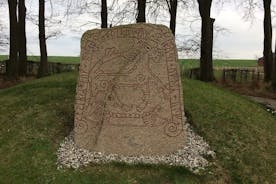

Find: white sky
<box><xmin>0</xmin><ymin>0</ymin><xmax>276</xmax><ymax>59</ymax></box>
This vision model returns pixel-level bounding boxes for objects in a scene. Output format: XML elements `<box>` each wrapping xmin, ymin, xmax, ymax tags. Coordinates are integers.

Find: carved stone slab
<box><xmin>74</xmin><ymin>23</ymin><xmax>186</xmax><ymax>156</ymax></box>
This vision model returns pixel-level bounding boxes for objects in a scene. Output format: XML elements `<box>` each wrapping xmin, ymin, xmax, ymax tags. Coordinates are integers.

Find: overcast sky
<box><xmin>0</xmin><ymin>0</ymin><xmax>275</xmax><ymax>59</ymax></box>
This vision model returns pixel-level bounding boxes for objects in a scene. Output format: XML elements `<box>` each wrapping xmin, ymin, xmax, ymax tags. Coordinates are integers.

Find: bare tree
<box><xmin>18</xmin><ymin>0</ymin><xmax>27</xmax><ymax>76</ymax></box>
<box><xmin>64</xmin><ymin>0</ymin><xmax>113</xmax><ymax>28</ymax></box>
<box><xmin>38</xmin><ymin>0</ymin><xmax>48</xmax><ymax>77</ymax></box>
<box><xmin>0</xmin><ymin>2</ymin><xmax>8</xmax><ymax>52</ymax></box>
<box><xmin>176</xmin><ymin>33</ymin><xmax>200</xmax><ymax>56</ymax></box>
<box><xmin>263</xmin><ymin>0</ymin><xmax>273</xmax><ymax>82</ymax></box>
<box><xmin>5</xmin><ymin>0</ymin><xmax>27</xmax><ymax>77</ymax></box>
<box><xmin>0</xmin><ymin>22</ymin><xmax>8</xmax><ymax>53</ymax></box>
<box><xmin>7</xmin><ymin>0</ymin><xmax>18</xmax><ymax>78</ymax></box>
<box><xmin>27</xmin><ymin>1</ymin><xmax>64</xmax><ymax>40</ymax></box>
<box><xmin>272</xmin><ymin>36</ymin><xmax>276</xmax><ymax>90</ymax></box>
<box><xmin>197</xmin><ymin>0</ymin><xmax>214</xmax><ymax>81</ymax></box>
<box><xmin>101</xmin><ymin>0</ymin><xmax>108</xmax><ymax>28</ymax></box>
<box><xmin>239</xmin><ymin>0</ymin><xmax>275</xmax><ymax>82</ymax></box>
<box><xmin>137</xmin><ymin>0</ymin><xmax>146</xmax><ymax>22</ymax></box>
<box><xmin>165</xmin><ymin>0</ymin><xmax>178</xmax><ymax>35</ymax></box>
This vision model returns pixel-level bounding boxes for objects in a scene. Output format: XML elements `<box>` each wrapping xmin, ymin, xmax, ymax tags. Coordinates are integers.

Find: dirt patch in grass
<box><xmin>0</xmin><ymin>74</ymin><xmax>36</xmax><ymax>89</ymax></box>
<box><xmin>213</xmin><ymin>80</ymin><xmax>276</xmax><ymax>100</ymax></box>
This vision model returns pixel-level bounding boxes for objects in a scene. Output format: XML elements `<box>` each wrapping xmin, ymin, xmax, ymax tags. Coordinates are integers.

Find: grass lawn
<box><xmin>0</xmin><ymin>72</ymin><xmax>275</xmax><ymax>183</ymax></box>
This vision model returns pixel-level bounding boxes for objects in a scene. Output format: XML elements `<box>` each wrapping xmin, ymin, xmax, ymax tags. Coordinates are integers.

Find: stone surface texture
<box><xmin>74</xmin><ymin>23</ymin><xmax>186</xmax><ymax>156</ymax></box>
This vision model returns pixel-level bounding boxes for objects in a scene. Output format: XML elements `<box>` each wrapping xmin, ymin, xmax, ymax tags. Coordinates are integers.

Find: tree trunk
<box><xmin>38</xmin><ymin>0</ymin><xmax>48</xmax><ymax>78</ymax></box>
<box><xmin>169</xmin><ymin>0</ymin><xmax>177</xmax><ymax>36</ymax></box>
<box><xmin>198</xmin><ymin>0</ymin><xmax>214</xmax><ymax>82</ymax></box>
<box><xmin>137</xmin><ymin>0</ymin><xmax>146</xmax><ymax>23</ymax></box>
<box><xmin>263</xmin><ymin>0</ymin><xmax>272</xmax><ymax>82</ymax></box>
<box><xmin>7</xmin><ymin>0</ymin><xmax>18</xmax><ymax>79</ymax></box>
<box><xmin>101</xmin><ymin>0</ymin><xmax>108</xmax><ymax>28</ymax></box>
<box><xmin>272</xmin><ymin>37</ymin><xmax>276</xmax><ymax>90</ymax></box>
<box><xmin>18</xmin><ymin>0</ymin><xmax>27</xmax><ymax>76</ymax></box>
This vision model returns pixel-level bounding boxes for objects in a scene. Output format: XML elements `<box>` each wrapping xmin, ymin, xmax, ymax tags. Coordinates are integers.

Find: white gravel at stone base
<box><xmin>56</xmin><ymin>123</ymin><xmax>216</xmax><ymax>173</ymax></box>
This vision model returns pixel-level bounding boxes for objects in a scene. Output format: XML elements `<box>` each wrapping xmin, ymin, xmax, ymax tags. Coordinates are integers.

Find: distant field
<box><xmin>0</xmin><ymin>55</ymin><xmax>8</xmax><ymax>61</ymax></box>
<box><xmin>179</xmin><ymin>59</ymin><xmax>257</xmax><ymax>69</ymax></box>
<box><xmin>0</xmin><ymin>55</ymin><xmax>80</xmax><ymax>64</ymax></box>
<box><xmin>0</xmin><ymin>55</ymin><xmax>257</xmax><ymax>68</ymax></box>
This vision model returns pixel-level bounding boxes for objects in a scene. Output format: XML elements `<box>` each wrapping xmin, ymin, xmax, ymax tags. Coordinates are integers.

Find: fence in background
<box><xmin>0</xmin><ymin>60</ymin><xmax>79</xmax><ymax>75</ymax></box>
<box><xmin>221</xmin><ymin>68</ymin><xmax>264</xmax><ymax>82</ymax></box>
<box><xmin>182</xmin><ymin>67</ymin><xmax>264</xmax><ymax>82</ymax></box>
<box><xmin>0</xmin><ymin>60</ymin><xmax>264</xmax><ymax>82</ymax></box>
<box><xmin>180</xmin><ymin>67</ymin><xmax>200</xmax><ymax>80</ymax></box>
<box><xmin>0</xmin><ymin>61</ymin><xmax>5</xmax><ymax>74</ymax></box>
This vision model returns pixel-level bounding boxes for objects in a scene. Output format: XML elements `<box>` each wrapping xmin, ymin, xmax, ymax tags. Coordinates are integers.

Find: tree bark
<box><xmin>272</xmin><ymin>37</ymin><xmax>276</xmax><ymax>90</ymax></box>
<box><xmin>7</xmin><ymin>0</ymin><xmax>18</xmax><ymax>79</ymax></box>
<box><xmin>263</xmin><ymin>0</ymin><xmax>272</xmax><ymax>82</ymax></box>
<box><xmin>198</xmin><ymin>0</ymin><xmax>214</xmax><ymax>82</ymax></box>
<box><xmin>18</xmin><ymin>0</ymin><xmax>27</xmax><ymax>76</ymax></box>
<box><xmin>38</xmin><ymin>0</ymin><xmax>48</xmax><ymax>77</ymax></box>
<box><xmin>169</xmin><ymin>0</ymin><xmax>177</xmax><ymax>36</ymax></box>
<box><xmin>137</xmin><ymin>0</ymin><xmax>146</xmax><ymax>23</ymax></box>
<box><xmin>101</xmin><ymin>0</ymin><xmax>108</xmax><ymax>28</ymax></box>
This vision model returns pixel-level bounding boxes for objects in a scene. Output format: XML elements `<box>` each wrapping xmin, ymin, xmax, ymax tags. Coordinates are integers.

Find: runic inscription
<box><xmin>74</xmin><ymin>23</ymin><xmax>186</xmax><ymax>156</ymax></box>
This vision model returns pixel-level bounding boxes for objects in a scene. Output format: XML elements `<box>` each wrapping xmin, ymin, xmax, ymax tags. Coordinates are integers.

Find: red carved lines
<box><xmin>164</xmin><ymin>41</ymin><xmax>184</xmax><ymax>137</ymax></box>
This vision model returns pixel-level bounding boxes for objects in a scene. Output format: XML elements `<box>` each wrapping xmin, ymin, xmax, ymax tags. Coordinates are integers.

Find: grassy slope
<box><xmin>0</xmin><ymin>73</ymin><xmax>200</xmax><ymax>184</ymax></box>
<box><xmin>183</xmin><ymin>79</ymin><xmax>276</xmax><ymax>183</ymax></box>
<box><xmin>0</xmin><ymin>72</ymin><xmax>275</xmax><ymax>184</ymax></box>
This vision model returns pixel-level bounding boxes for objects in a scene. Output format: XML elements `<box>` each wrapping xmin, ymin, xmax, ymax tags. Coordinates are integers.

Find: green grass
<box><xmin>184</xmin><ymin>78</ymin><xmax>276</xmax><ymax>183</ymax></box>
<box><xmin>0</xmin><ymin>55</ymin><xmax>8</xmax><ymax>61</ymax></box>
<box><xmin>0</xmin><ymin>72</ymin><xmax>275</xmax><ymax>183</ymax></box>
<box><xmin>179</xmin><ymin>59</ymin><xmax>257</xmax><ymax>69</ymax></box>
<box><xmin>0</xmin><ymin>55</ymin><xmax>80</xmax><ymax>64</ymax></box>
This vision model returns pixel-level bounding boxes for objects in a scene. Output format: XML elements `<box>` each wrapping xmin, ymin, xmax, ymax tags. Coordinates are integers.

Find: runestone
<box><xmin>74</xmin><ymin>23</ymin><xmax>186</xmax><ymax>156</ymax></box>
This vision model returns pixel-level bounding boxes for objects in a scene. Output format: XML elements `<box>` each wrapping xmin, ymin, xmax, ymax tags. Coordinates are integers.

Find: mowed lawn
<box><xmin>0</xmin><ymin>72</ymin><xmax>275</xmax><ymax>183</ymax></box>
<box><xmin>0</xmin><ymin>55</ymin><xmax>257</xmax><ymax>68</ymax></box>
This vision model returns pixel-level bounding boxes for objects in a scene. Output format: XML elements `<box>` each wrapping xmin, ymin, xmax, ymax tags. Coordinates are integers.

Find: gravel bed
<box><xmin>57</xmin><ymin>123</ymin><xmax>215</xmax><ymax>173</ymax></box>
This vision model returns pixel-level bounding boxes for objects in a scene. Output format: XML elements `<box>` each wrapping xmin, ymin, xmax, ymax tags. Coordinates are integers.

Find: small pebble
<box><xmin>56</xmin><ymin>123</ymin><xmax>215</xmax><ymax>173</ymax></box>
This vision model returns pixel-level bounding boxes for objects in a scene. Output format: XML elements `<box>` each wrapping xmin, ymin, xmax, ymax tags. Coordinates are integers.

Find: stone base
<box><xmin>75</xmin><ymin>124</ymin><xmax>186</xmax><ymax>156</ymax></box>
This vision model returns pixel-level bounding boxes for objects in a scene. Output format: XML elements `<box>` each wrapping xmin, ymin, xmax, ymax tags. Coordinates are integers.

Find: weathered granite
<box><xmin>74</xmin><ymin>23</ymin><xmax>186</xmax><ymax>156</ymax></box>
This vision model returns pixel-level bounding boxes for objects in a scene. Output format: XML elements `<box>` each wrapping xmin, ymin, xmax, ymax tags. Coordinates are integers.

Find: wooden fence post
<box><xmin>252</xmin><ymin>70</ymin><xmax>255</xmax><ymax>80</ymax></box>
<box><xmin>222</xmin><ymin>69</ymin><xmax>226</xmax><ymax>82</ymax></box>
